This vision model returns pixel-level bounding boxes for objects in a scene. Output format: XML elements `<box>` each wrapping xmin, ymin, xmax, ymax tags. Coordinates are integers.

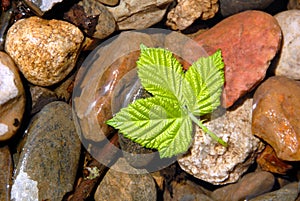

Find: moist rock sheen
<box><xmin>5</xmin><ymin>16</ymin><xmax>84</xmax><ymax>86</ymax></box>
<box><xmin>11</xmin><ymin>101</ymin><xmax>81</xmax><ymax>201</ymax></box>
<box><xmin>252</xmin><ymin>76</ymin><xmax>300</xmax><ymax>161</ymax></box>
<box><xmin>178</xmin><ymin>98</ymin><xmax>264</xmax><ymax>185</ymax></box>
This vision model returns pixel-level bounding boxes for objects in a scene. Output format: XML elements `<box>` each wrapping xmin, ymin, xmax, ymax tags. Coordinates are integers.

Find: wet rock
<box><xmin>5</xmin><ymin>16</ymin><xmax>84</xmax><ymax>87</ymax></box>
<box><xmin>219</xmin><ymin>0</ymin><xmax>274</xmax><ymax>17</ymax></box>
<box><xmin>0</xmin><ymin>146</ymin><xmax>13</xmax><ymax>201</ymax></box>
<box><xmin>252</xmin><ymin>76</ymin><xmax>300</xmax><ymax>161</ymax></box>
<box><xmin>274</xmin><ymin>10</ymin><xmax>300</xmax><ymax>79</ymax></box>
<box><xmin>64</xmin><ymin>0</ymin><xmax>116</xmax><ymax>39</ymax></box>
<box><xmin>178</xmin><ymin>98</ymin><xmax>264</xmax><ymax>185</ymax></box>
<box><xmin>98</xmin><ymin>0</ymin><xmax>119</xmax><ymax>6</ymax></box>
<box><xmin>0</xmin><ymin>51</ymin><xmax>26</xmax><ymax>141</ymax></box>
<box><xmin>54</xmin><ymin>74</ymin><xmax>75</xmax><ymax>102</ymax></box>
<box><xmin>288</xmin><ymin>0</ymin><xmax>300</xmax><ymax>9</ymax></box>
<box><xmin>107</xmin><ymin>0</ymin><xmax>173</xmax><ymax>30</ymax></box>
<box><xmin>166</xmin><ymin>0</ymin><xmax>219</xmax><ymax>30</ymax></box>
<box><xmin>23</xmin><ymin>0</ymin><xmax>64</xmax><ymax>16</ymax></box>
<box><xmin>11</xmin><ymin>101</ymin><xmax>81</xmax><ymax>201</ymax></box>
<box><xmin>190</xmin><ymin>10</ymin><xmax>282</xmax><ymax>108</ymax></box>
<box><xmin>211</xmin><ymin>171</ymin><xmax>275</xmax><ymax>201</ymax></box>
<box><xmin>250</xmin><ymin>182</ymin><xmax>299</xmax><ymax>201</ymax></box>
<box><xmin>94</xmin><ymin>158</ymin><xmax>157</xmax><ymax>201</ymax></box>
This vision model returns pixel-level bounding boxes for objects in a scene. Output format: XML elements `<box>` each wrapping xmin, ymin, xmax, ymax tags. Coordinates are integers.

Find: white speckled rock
<box><xmin>5</xmin><ymin>16</ymin><xmax>84</xmax><ymax>86</ymax></box>
<box><xmin>274</xmin><ymin>10</ymin><xmax>300</xmax><ymax>79</ymax></box>
<box><xmin>178</xmin><ymin>98</ymin><xmax>264</xmax><ymax>185</ymax></box>
<box><xmin>0</xmin><ymin>51</ymin><xmax>26</xmax><ymax>141</ymax></box>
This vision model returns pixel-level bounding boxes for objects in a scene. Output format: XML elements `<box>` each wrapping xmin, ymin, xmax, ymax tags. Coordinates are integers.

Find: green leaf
<box><xmin>184</xmin><ymin>49</ymin><xmax>224</xmax><ymax>116</ymax></box>
<box><xmin>107</xmin><ymin>97</ymin><xmax>193</xmax><ymax>158</ymax></box>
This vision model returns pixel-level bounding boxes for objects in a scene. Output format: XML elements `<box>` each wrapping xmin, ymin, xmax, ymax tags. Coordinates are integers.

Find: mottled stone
<box><xmin>189</xmin><ymin>10</ymin><xmax>282</xmax><ymax>108</ymax></box>
<box><xmin>0</xmin><ymin>146</ymin><xmax>13</xmax><ymax>201</ymax></box>
<box><xmin>274</xmin><ymin>10</ymin><xmax>300</xmax><ymax>79</ymax></box>
<box><xmin>219</xmin><ymin>0</ymin><xmax>274</xmax><ymax>17</ymax></box>
<box><xmin>5</xmin><ymin>16</ymin><xmax>84</xmax><ymax>86</ymax></box>
<box><xmin>167</xmin><ymin>0</ymin><xmax>219</xmax><ymax>30</ymax></box>
<box><xmin>11</xmin><ymin>101</ymin><xmax>81</xmax><ymax>201</ymax></box>
<box><xmin>24</xmin><ymin>0</ymin><xmax>64</xmax><ymax>16</ymax></box>
<box><xmin>107</xmin><ymin>0</ymin><xmax>173</xmax><ymax>30</ymax></box>
<box><xmin>94</xmin><ymin>158</ymin><xmax>157</xmax><ymax>201</ymax></box>
<box><xmin>178</xmin><ymin>98</ymin><xmax>264</xmax><ymax>185</ymax></box>
<box><xmin>211</xmin><ymin>171</ymin><xmax>275</xmax><ymax>201</ymax></box>
<box><xmin>252</xmin><ymin>76</ymin><xmax>300</xmax><ymax>161</ymax></box>
<box><xmin>288</xmin><ymin>0</ymin><xmax>300</xmax><ymax>9</ymax></box>
<box><xmin>0</xmin><ymin>51</ymin><xmax>26</xmax><ymax>141</ymax></box>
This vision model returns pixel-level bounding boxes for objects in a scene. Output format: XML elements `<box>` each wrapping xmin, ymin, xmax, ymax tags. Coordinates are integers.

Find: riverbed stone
<box><xmin>24</xmin><ymin>0</ymin><xmax>64</xmax><ymax>16</ymax></box>
<box><xmin>11</xmin><ymin>101</ymin><xmax>81</xmax><ymax>201</ymax></box>
<box><xmin>5</xmin><ymin>16</ymin><xmax>84</xmax><ymax>86</ymax></box>
<box><xmin>0</xmin><ymin>146</ymin><xmax>13</xmax><ymax>201</ymax></box>
<box><xmin>0</xmin><ymin>51</ymin><xmax>26</xmax><ymax>141</ymax></box>
<box><xmin>252</xmin><ymin>76</ymin><xmax>300</xmax><ymax>161</ymax></box>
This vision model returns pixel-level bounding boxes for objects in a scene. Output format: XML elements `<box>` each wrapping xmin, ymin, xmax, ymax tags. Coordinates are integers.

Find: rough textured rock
<box><xmin>0</xmin><ymin>51</ymin><xmax>26</xmax><ymax>141</ymax></box>
<box><xmin>288</xmin><ymin>0</ymin><xmax>300</xmax><ymax>9</ymax></box>
<box><xmin>98</xmin><ymin>0</ymin><xmax>119</xmax><ymax>6</ymax></box>
<box><xmin>274</xmin><ymin>10</ymin><xmax>300</xmax><ymax>79</ymax></box>
<box><xmin>94</xmin><ymin>158</ymin><xmax>157</xmax><ymax>201</ymax></box>
<box><xmin>167</xmin><ymin>0</ymin><xmax>219</xmax><ymax>30</ymax></box>
<box><xmin>219</xmin><ymin>0</ymin><xmax>274</xmax><ymax>17</ymax></box>
<box><xmin>0</xmin><ymin>146</ymin><xmax>13</xmax><ymax>201</ymax></box>
<box><xmin>5</xmin><ymin>16</ymin><xmax>84</xmax><ymax>86</ymax></box>
<box><xmin>252</xmin><ymin>76</ymin><xmax>300</xmax><ymax>161</ymax></box>
<box><xmin>211</xmin><ymin>171</ymin><xmax>275</xmax><ymax>201</ymax></box>
<box><xmin>24</xmin><ymin>0</ymin><xmax>64</xmax><ymax>16</ymax></box>
<box><xmin>189</xmin><ymin>10</ymin><xmax>282</xmax><ymax>108</ymax></box>
<box><xmin>178</xmin><ymin>98</ymin><xmax>264</xmax><ymax>185</ymax></box>
<box><xmin>107</xmin><ymin>0</ymin><xmax>173</xmax><ymax>30</ymax></box>
<box><xmin>11</xmin><ymin>101</ymin><xmax>81</xmax><ymax>201</ymax></box>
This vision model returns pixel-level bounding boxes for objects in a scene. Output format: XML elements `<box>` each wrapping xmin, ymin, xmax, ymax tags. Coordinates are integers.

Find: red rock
<box><xmin>189</xmin><ymin>10</ymin><xmax>282</xmax><ymax>108</ymax></box>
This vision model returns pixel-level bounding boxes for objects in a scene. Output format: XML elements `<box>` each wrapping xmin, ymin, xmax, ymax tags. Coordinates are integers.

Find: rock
<box><xmin>64</xmin><ymin>0</ymin><xmax>116</xmax><ymax>39</ymax></box>
<box><xmin>178</xmin><ymin>98</ymin><xmax>264</xmax><ymax>185</ymax></box>
<box><xmin>107</xmin><ymin>0</ymin><xmax>173</xmax><ymax>30</ymax></box>
<box><xmin>0</xmin><ymin>146</ymin><xmax>13</xmax><ymax>201</ymax></box>
<box><xmin>11</xmin><ymin>101</ymin><xmax>81</xmax><ymax>201</ymax></box>
<box><xmin>252</xmin><ymin>76</ymin><xmax>300</xmax><ymax>161</ymax></box>
<box><xmin>166</xmin><ymin>0</ymin><xmax>219</xmax><ymax>30</ymax></box>
<box><xmin>24</xmin><ymin>0</ymin><xmax>64</xmax><ymax>16</ymax></box>
<box><xmin>274</xmin><ymin>10</ymin><xmax>300</xmax><ymax>79</ymax></box>
<box><xmin>219</xmin><ymin>0</ymin><xmax>274</xmax><ymax>17</ymax></box>
<box><xmin>54</xmin><ymin>74</ymin><xmax>75</xmax><ymax>102</ymax></box>
<box><xmin>250</xmin><ymin>182</ymin><xmax>299</xmax><ymax>201</ymax></box>
<box><xmin>189</xmin><ymin>10</ymin><xmax>282</xmax><ymax>108</ymax></box>
<box><xmin>5</xmin><ymin>16</ymin><xmax>84</xmax><ymax>87</ymax></box>
<box><xmin>94</xmin><ymin>158</ymin><xmax>157</xmax><ymax>201</ymax></box>
<box><xmin>211</xmin><ymin>171</ymin><xmax>275</xmax><ymax>201</ymax></box>
<box><xmin>288</xmin><ymin>0</ymin><xmax>300</xmax><ymax>9</ymax></box>
<box><xmin>0</xmin><ymin>51</ymin><xmax>26</xmax><ymax>141</ymax></box>
<box><xmin>98</xmin><ymin>0</ymin><xmax>119</xmax><ymax>6</ymax></box>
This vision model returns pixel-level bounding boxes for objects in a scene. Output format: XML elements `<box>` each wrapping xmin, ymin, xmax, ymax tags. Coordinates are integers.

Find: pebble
<box><xmin>0</xmin><ymin>146</ymin><xmax>13</xmax><ymax>201</ymax></box>
<box><xmin>252</xmin><ymin>76</ymin><xmax>300</xmax><ymax>161</ymax></box>
<box><xmin>0</xmin><ymin>51</ymin><xmax>26</xmax><ymax>141</ymax></box>
<box><xmin>11</xmin><ymin>101</ymin><xmax>81</xmax><ymax>201</ymax></box>
<box><xmin>178</xmin><ymin>98</ymin><xmax>264</xmax><ymax>185</ymax></box>
<box><xmin>24</xmin><ymin>0</ymin><xmax>64</xmax><ymax>16</ymax></box>
<box><xmin>189</xmin><ymin>10</ymin><xmax>282</xmax><ymax>108</ymax></box>
<box><xmin>274</xmin><ymin>10</ymin><xmax>300</xmax><ymax>79</ymax></box>
<box><xmin>211</xmin><ymin>171</ymin><xmax>275</xmax><ymax>201</ymax></box>
<box><xmin>288</xmin><ymin>0</ymin><xmax>300</xmax><ymax>9</ymax></box>
<box><xmin>5</xmin><ymin>16</ymin><xmax>84</xmax><ymax>86</ymax></box>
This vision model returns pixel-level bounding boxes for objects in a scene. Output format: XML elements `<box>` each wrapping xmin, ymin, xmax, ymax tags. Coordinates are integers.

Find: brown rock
<box><xmin>189</xmin><ymin>10</ymin><xmax>282</xmax><ymax>108</ymax></box>
<box><xmin>0</xmin><ymin>146</ymin><xmax>13</xmax><ymax>201</ymax></box>
<box><xmin>252</xmin><ymin>76</ymin><xmax>300</xmax><ymax>161</ymax></box>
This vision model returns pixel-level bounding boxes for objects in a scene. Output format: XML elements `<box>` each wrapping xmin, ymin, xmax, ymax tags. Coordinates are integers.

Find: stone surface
<box><xmin>0</xmin><ymin>51</ymin><xmax>26</xmax><ymax>141</ymax></box>
<box><xmin>219</xmin><ymin>0</ymin><xmax>274</xmax><ymax>17</ymax></box>
<box><xmin>274</xmin><ymin>10</ymin><xmax>300</xmax><ymax>79</ymax></box>
<box><xmin>64</xmin><ymin>0</ymin><xmax>116</xmax><ymax>39</ymax></box>
<box><xmin>0</xmin><ymin>146</ymin><xmax>13</xmax><ymax>201</ymax></box>
<box><xmin>107</xmin><ymin>0</ymin><xmax>173</xmax><ymax>30</ymax></box>
<box><xmin>288</xmin><ymin>0</ymin><xmax>300</xmax><ymax>9</ymax></box>
<box><xmin>189</xmin><ymin>10</ymin><xmax>282</xmax><ymax>108</ymax></box>
<box><xmin>252</xmin><ymin>76</ymin><xmax>300</xmax><ymax>161</ymax></box>
<box><xmin>98</xmin><ymin>0</ymin><xmax>119</xmax><ymax>6</ymax></box>
<box><xmin>167</xmin><ymin>0</ymin><xmax>219</xmax><ymax>30</ymax></box>
<box><xmin>11</xmin><ymin>101</ymin><xmax>81</xmax><ymax>201</ymax></box>
<box><xmin>24</xmin><ymin>0</ymin><xmax>64</xmax><ymax>16</ymax></box>
<box><xmin>178</xmin><ymin>98</ymin><xmax>264</xmax><ymax>185</ymax></box>
<box><xmin>94</xmin><ymin>158</ymin><xmax>157</xmax><ymax>201</ymax></box>
<box><xmin>5</xmin><ymin>16</ymin><xmax>84</xmax><ymax>86</ymax></box>
<box><xmin>211</xmin><ymin>171</ymin><xmax>275</xmax><ymax>201</ymax></box>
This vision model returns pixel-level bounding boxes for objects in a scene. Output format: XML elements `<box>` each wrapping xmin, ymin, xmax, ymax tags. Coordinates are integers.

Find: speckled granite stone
<box><xmin>11</xmin><ymin>101</ymin><xmax>81</xmax><ymax>201</ymax></box>
<box><xmin>0</xmin><ymin>146</ymin><xmax>13</xmax><ymax>201</ymax></box>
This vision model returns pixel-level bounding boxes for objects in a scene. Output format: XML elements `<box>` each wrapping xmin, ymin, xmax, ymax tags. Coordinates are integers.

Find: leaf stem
<box><xmin>188</xmin><ymin>112</ymin><xmax>228</xmax><ymax>147</ymax></box>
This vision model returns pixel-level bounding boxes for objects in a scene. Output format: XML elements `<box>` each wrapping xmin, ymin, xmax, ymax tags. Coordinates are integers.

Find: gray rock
<box><xmin>11</xmin><ymin>101</ymin><xmax>81</xmax><ymax>201</ymax></box>
<box><xmin>24</xmin><ymin>0</ymin><xmax>64</xmax><ymax>16</ymax></box>
<box><xmin>274</xmin><ymin>10</ymin><xmax>300</xmax><ymax>79</ymax></box>
<box><xmin>178</xmin><ymin>98</ymin><xmax>265</xmax><ymax>185</ymax></box>
<box><xmin>0</xmin><ymin>146</ymin><xmax>13</xmax><ymax>201</ymax></box>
